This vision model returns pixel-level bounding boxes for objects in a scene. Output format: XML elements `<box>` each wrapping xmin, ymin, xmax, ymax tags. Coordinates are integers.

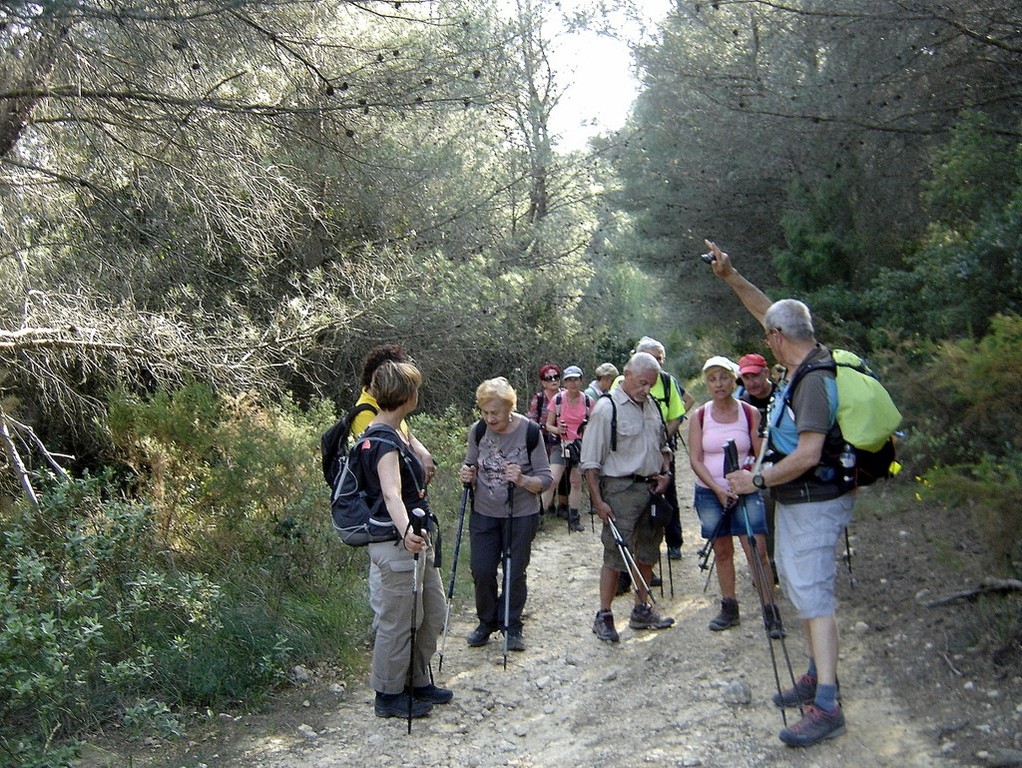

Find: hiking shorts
<box><xmin>775</xmin><ymin>493</ymin><xmax>855</xmax><ymax>620</ymax></box>
<box><xmin>599</xmin><ymin>476</ymin><xmax>661</xmax><ymax>570</ymax></box>
<box><xmin>693</xmin><ymin>485</ymin><xmax>767</xmax><ymax>539</ymax></box>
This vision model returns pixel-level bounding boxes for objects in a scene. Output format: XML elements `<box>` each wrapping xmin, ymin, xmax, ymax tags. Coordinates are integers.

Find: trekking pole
<box><xmin>561</xmin><ymin>437</ymin><xmax>572</xmax><ymax>534</ymax></box>
<box><xmin>606</xmin><ymin>517</ymin><xmax>655</xmax><ymax>605</ymax></box>
<box><xmin>438</xmin><ymin>479</ymin><xmax>471</xmax><ymax>673</ymax></box>
<box><xmin>698</xmin><ymin>508</ymin><xmax>729</xmax><ymax>593</ymax></box>
<box><xmin>649</xmin><ymin>492</ymin><xmax>672</xmax><ymax>598</ymax></box>
<box><xmin>844</xmin><ymin>526</ymin><xmax>856</xmax><ymax>588</ymax></box>
<box><xmin>502</xmin><ymin>480</ymin><xmax>514</xmax><ymax>671</ymax></box>
<box><xmin>724</xmin><ymin>440</ymin><xmax>797</xmax><ymax>727</ymax></box>
<box><xmin>405</xmin><ymin>508</ymin><xmax>427</xmax><ymax>734</ymax></box>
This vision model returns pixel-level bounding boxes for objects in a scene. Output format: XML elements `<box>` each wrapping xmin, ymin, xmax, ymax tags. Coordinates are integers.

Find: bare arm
<box><xmin>377</xmin><ymin>450</ymin><xmax>425</xmax><ymax>553</ymax></box>
<box><xmin>704</xmin><ymin>239</ymin><xmax>772</xmax><ymax>327</ymax></box>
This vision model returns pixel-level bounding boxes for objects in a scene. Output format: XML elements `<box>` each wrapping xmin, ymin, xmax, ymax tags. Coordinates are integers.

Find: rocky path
<box><xmin>204</xmin><ymin>457</ymin><xmax>961</xmax><ymax>768</ymax></box>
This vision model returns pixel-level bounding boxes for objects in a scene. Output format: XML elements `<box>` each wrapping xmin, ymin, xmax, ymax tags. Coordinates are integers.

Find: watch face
<box><xmin>754</xmin><ymin>474</ymin><xmax>765</xmax><ymax>489</ymax></box>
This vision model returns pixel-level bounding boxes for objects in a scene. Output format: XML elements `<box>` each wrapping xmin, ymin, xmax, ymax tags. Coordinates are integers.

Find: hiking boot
<box><xmin>667</xmin><ymin>546</ymin><xmax>682</xmax><ymax>560</ymax></box>
<box><xmin>650</xmin><ymin>574</ymin><xmax>663</xmax><ymax>588</ymax></box>
<box><xmin>506</xmin><ymin>631</ymin><xmax>526</xmax><ymax>651</ymax></box>
<box><xmin>762</xmin><ymin>603</ymin><xmax>787</xmax><ymax>639</ymax></box>
<box><xmin>778</xmin><ymin>704</ymin><xmax>846</xmax><ymax>747</ymax></box>
<box><xmin>412</xmin><ymin>683</ymin><xmax>454</xmax><ymax>704</ymax></box>
<box><xmin>592</xmin><ymin>609</ymin><xmax>620</xmax><ymax>643</ymax></box>
<box><xmin>568</xmin><ymin>508</ymin><xmax>584</xmax><ymax>532</ymax></box>
<box><xmin>375</xmin><ymin>691</ymin><xmax>433</xmax><ymax>719</ymax></box>
<box><xmin>708</xmin><ymin>597</ymin><xmax>740</xmax><ymax>631</ymax></box>
<box><xmin>772</xmin><ymin>674</ymin><xmax>817</xmax><ymax>708</ymax></box>
<box><xmin>556</xmin><ymin>504</ymin><xmax>569</xmax><ymax>520</ymax></box>
<box><xmin>628</xmin><ymin>602</ymin><xmax>675</xmax><ymax>630</ymax></box>
<box><xmin>466</xmin><ymin>625</ymin><xmax>494</xmax><ymax>647</ymax></box>
<box><xmin>616</xmin><ymin>571</ymin><xmax>632</xmax><ymax>596</ymax></box>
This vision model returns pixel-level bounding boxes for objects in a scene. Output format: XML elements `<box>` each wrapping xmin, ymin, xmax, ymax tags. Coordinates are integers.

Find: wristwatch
<box><xmin>752</xmin><ymin>473</ymin><xmax>766</xmax><ymax>489</ymax></box>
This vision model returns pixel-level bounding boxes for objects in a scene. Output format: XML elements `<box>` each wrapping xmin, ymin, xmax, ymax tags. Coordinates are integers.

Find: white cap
<box><xmin>701</xmin><ymin>355</ymin><xmax>739</xmax><ymax>375</ymax></box>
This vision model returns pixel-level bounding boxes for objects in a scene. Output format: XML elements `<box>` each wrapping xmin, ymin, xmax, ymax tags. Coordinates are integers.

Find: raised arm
<box><xmin>704</xmin><ymin>239</ymin><xmax>772</xmax><ymax>327</ymax></box>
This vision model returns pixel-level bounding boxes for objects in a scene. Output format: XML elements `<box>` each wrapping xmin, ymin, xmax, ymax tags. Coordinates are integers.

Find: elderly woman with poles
<box><xmin>688</xmin><ymin>355</ymin><xmax>783</xmax><ymax>638</ymax></box>
<box><xmin>459</xmin><ymin>377</ymin><xmax>551</xmax><ymax>657</ymax></box>
<box><xmin>361</xmin><ymin>360</ymin><xmax>451</xmax><ymax>724</ymax></box>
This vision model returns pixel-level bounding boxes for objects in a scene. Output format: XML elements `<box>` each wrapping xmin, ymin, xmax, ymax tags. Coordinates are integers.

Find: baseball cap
<box><xmin>737</xmin><ymin>353</ymin><xmax>768</xmax><ymax>376</ymax></box>
<box><xmin>562</xmin><ymin>365</ymin><xmax>583</xmax><ymax>379</ymax></box>
<box><xmin>702</xmin><ymin>355</ymin><xmax>739</xmax><ymax>375</ymax></box>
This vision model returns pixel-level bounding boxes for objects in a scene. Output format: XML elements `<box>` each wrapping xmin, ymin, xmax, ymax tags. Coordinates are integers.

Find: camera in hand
<box><xmin>700</xmin><ymin>253</ymin><xmax>715</xmax><ymax>264</ymax></box>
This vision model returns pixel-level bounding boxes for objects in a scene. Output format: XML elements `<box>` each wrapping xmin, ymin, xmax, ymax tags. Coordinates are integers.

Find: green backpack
<box><xmin>783</xmin><ymin>348</ymin><xmax>902</xmax><ymax>487</ymax></box>
<box><xmin>830</xmin><ymin>349</ymin><xmax>902</xmax><ymax>453</ymax></box>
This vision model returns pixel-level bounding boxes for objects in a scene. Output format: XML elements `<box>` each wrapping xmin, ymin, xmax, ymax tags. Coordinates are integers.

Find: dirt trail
<box><xmin>201</xmin><ymin>457</ymin><xmax>962</xmax><ymax>768</ymax></box>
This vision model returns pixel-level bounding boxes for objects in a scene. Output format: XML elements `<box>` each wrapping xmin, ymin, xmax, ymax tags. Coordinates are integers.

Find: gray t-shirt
<box><xmin>465</xmin><ymin>414</ymin><xmax>551</xmax><ymax>519</ymax></box>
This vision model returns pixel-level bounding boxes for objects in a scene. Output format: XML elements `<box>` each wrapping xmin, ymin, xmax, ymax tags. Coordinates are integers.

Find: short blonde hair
<box><xmin>595</xmin><ymin>362</ymin><xmax>619</xmax><ymax>379</ymax></box>
<box><xmin>370</xmin><ymin>361</ymin><xmax>421</xmax><ymax>410</ymax></box>
<box><xmin>475</xmin><ymin>377</ymin><xmax>517</xmax><ymax>411</ymax></box>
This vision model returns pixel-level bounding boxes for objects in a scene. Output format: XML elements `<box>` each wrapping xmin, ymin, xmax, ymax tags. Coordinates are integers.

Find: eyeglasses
<box><xmin>763</xmin><ymin>327</ymin><xmax>782</xmax><ymax>345</ymax></box>
<box><xmin>542</xmin><ymin>375</ymin><xmax>560</xmax><ymax>381</ymax></box>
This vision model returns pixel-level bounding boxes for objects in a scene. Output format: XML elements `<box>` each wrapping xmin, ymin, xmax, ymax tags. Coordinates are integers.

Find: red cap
<box><xmin>737</xmin><ymin>353</ymin><xmax>768</xmax><ymax>376</ymax></box>
<box><xmin>539</xmin><ymin>364</ymin><xmax>561</xmax><ymax>379</ymax></box>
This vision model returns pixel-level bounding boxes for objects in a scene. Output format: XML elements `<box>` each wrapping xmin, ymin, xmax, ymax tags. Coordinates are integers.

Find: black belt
<box><xmin>628</xmin><ymin>474</ymin><xmax>655</xmax><ymax>484</ymax></box>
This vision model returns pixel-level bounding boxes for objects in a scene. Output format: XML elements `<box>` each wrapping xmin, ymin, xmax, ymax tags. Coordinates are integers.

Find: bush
<box><xmin>1</xmin><ymin>385</ymin><xmax>381</xmax><ymax>765</ymax></box>
<box><xmin>922</xmin><ymin>454</ymin><xmax>1022</xmax><ymax>576</ymax></box>
<box><xmin>0</xmin><ymin>472</ymin><xmax>211</xmax><ymax>764</ymax></box>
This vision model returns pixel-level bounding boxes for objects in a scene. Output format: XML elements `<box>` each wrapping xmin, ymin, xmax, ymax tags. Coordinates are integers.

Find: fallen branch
<box><xmin>925</xmin><ymin>578</ymin><xmax>1022</xmax><ymax>607</ymax></box>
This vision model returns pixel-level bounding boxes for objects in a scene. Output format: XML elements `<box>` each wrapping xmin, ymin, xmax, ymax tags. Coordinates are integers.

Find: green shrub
<box><xmin>0</xmin><ymin>472</ymin><xmax>215</xmax><ymax>765</ymax></box>
<box><xmin>1</xmin><ymin>385</ymin><xmax>384</xmax><ymax>765</ymax></box>
<box><xmin>923</xmin><ymin>454</ymin><xmax>1022</xmax><ymax>576</ymax></box>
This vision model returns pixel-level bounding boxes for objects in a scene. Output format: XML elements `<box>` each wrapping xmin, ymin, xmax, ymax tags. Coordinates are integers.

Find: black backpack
<box><xmin>320</xmin><ymin>402</ymin><xmax>378</xmax><ymax>486</ymax></box>
<box><xmin>330</xmin><ymin>424</ymin><xmax>420</xmax><ymax>547</ymax></box>
<box><xmin>472</xmin><ymin>418</ymin><xmax>542</xmax><ymax>454</ymax></box>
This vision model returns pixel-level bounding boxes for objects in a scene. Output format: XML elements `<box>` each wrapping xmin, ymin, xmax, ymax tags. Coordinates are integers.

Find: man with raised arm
<box><xmin>704</xmin><ymin>239</ymin><xmax>853</xmax><ymax>747</ymax></box>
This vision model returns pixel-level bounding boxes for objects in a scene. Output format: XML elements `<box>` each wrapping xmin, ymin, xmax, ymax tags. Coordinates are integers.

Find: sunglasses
<box><xmin>542</xmin><ymin>374</ymin><xmax>560</xmax><ymax>381</ymax></box>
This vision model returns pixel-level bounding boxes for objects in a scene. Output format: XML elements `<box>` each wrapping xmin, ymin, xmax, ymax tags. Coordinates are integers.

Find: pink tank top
<box><xmin>697</xmin><ymin>401</ymin><xmax>754</xmax><ymax>488</ymax></box>
<box><xmin>556</xmin><ymin>393</ymin><xmax>591</xmax><ymax>441</ymax></box>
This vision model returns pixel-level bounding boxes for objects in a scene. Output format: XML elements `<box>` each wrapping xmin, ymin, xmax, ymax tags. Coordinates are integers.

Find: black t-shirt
<box><xmin>738</xmin><ymin>382</ymin><xmax>776</xmax><ymax>420</ymax></box>
<box><xmin>356</xmin><ymin>424</ymin><xmax>429</xmax><ymax>523</ymax></box>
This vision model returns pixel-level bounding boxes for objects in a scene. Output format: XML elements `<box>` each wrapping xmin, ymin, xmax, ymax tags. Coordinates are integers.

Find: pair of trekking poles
<box><xmin>693</xmin><ymin>436</ymin><xmax>802</xmax><ymax>726</ymax></box>
<box><xmin>437</xmin><ymin>475</ymin><xmax>518</xmax><ymax>675</ymax></box>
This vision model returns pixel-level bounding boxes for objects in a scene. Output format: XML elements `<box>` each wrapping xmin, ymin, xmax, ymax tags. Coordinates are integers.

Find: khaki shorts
<box><xmin>599</xmin><ymin>476</ymin><xmax>661</xmax><ymax>570</ymax></box>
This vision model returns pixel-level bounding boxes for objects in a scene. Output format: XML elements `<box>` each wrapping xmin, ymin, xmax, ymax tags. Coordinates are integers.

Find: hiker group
<box><xmin>323</xmin><ymin>242</ymin><xmax>901</xmax><ymax>748</ymax></box>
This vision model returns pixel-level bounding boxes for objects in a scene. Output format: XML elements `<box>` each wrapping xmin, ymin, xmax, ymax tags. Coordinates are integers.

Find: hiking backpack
<box><xmin>472</xmin><ymin>418</ymin><xmax>542</xmax><ymax>454</ymax></box>
<box><xmin>780</xmin><ymin>348</ymin><xmax>902</xmax><ymax>488</ymax></box>
<box><xmin>320</xmin><ymin>402</ymin><xmax>378</xmax><ymax>486</ymax></box>
<box><xmin>330</xmin><ymin>425</ymin><xmax>420</xmax><ymax>547</ymax></box>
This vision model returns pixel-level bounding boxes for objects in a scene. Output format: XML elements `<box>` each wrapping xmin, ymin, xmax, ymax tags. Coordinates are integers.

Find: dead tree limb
<box><xmin>925</xmin><ymin>578</ymin><xmax>1022</xmax><ymax>607</ymax></box>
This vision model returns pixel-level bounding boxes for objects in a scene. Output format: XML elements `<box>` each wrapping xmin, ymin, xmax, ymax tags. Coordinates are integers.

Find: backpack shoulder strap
<box><xmin>474</xmin><ymin>418</ymin><xmax>541</xmax><ymax>455</ymax></box>
<box><xmin>599</xmin><ymin>392</ymin><xmax>618</xmax><ymax>451</ymax></box>
<box><xmin>739</xmin><ymin>400</ymin><xmax>757</xmax><ymax>444</ymax></box>
<box><xmin>525</xmin><ymin>420</ymin><xmax>541</xmax><ymax>454</ymax></box>
<box><xmin>659</xmin><ymin>371</ymin><xmax>672</xmax><ymax>408</ymax></box>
